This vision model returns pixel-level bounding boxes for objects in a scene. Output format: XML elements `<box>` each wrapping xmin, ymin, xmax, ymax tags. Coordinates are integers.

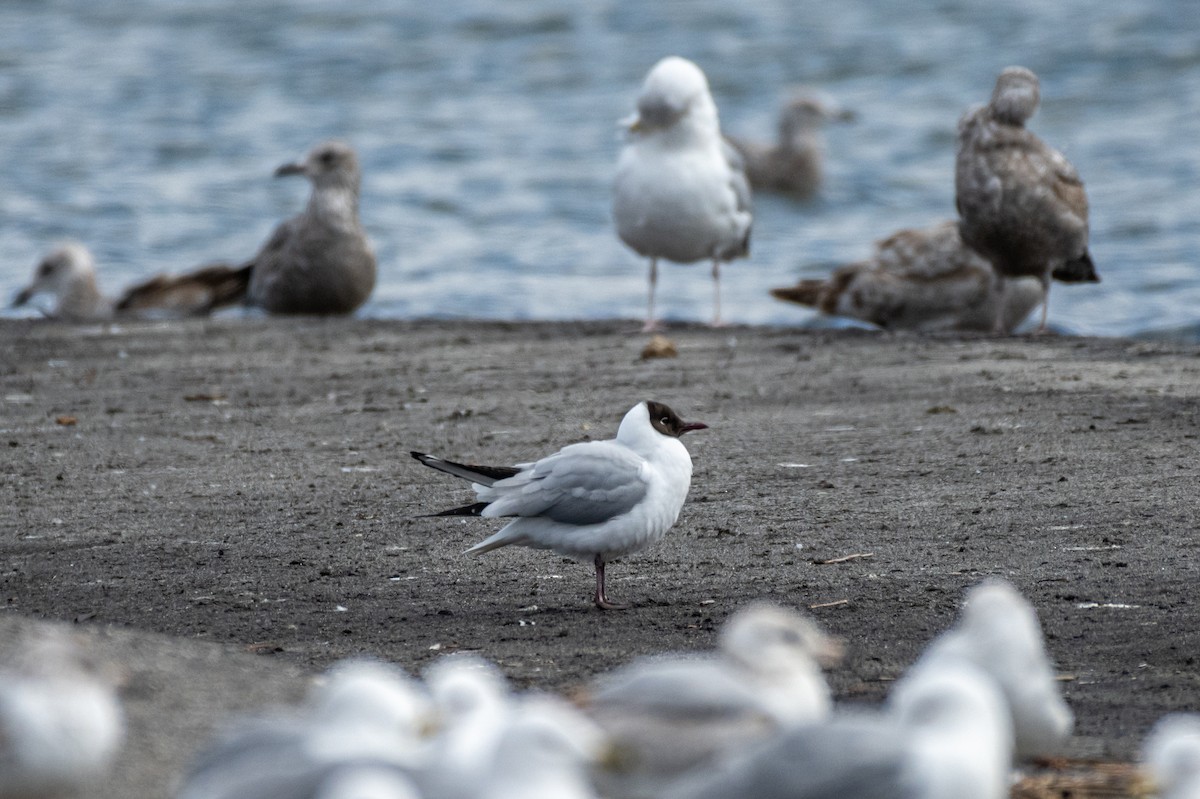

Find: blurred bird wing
<box><xmin>667</xmin><ymin>717</ymin><xmax>914</xmax><ymax>799</ymax></box>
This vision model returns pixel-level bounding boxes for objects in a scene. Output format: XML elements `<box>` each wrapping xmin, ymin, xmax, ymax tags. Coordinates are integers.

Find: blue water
<box><xmin>2</xmin><ymin>0</ymin><xmax>1198</xmax><ymax>337</ymax></box>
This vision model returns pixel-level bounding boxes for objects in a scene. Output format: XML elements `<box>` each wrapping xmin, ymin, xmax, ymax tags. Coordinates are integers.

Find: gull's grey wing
<box><xmin>245</xmin><ymin>216</ymin><xmax>301</xmax><ymax>307</ymax></box>
<box><xmin>665</xmin><ymin>716</ymin><xmax>915</xmax><ymax>799</ymax></box>
<box><xmin>479</xmin><ymin>441</ymin><xmax>649</xmax><ymax>526</ymax></box>
<box><xmin>721</xmin><ymin>137</ymin><xmax>753</xmax><ymax>217</ymax></box>
<box><xmin>593</xmin><ymin>656</ymin><xmax>763</xmax><ymax>717</ymax></box>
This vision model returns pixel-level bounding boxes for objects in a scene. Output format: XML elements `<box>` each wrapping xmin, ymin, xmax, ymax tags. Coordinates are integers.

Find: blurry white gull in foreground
<box><xmin>176</xmin><ymin>659</ymin><xmax>429</xmax><ymax>799</ymax></box>
<box><xmin>312</xmin><ymin>767</ymin><xmax>421</xmax><ymax>799</ymax></box>
<box><xmin>474</xmin><ymin>694</ymin><xmax>609</xmax><ymax>799</ymax></box>
<box><xmin>586</xmin><ymin>603</ymin><xmax>842</xmax><ymax>797</ymax></box>
<box><xmin>613</xmin><ymin>56</ymin><xmax>752</xmax><ymax>330</ymax></box>
<box><xmin>0</xmin><ymin>627</ymin><xmax>125</xmax><ymax>799</ymax></box>
<box><xmin>726</xmin><ymin>88</ymin><xmax>853</xmax><ymax>198</ymax></box>
<box><xmin>412</xmin><ymin>400</ymin><xmax>706</xmax><ymax>610</ymax></box>
<box><xmin>900</xmin><ymin>578</ymin><xmax>1073</xmax><ymax>759</ymax></box>
<box><xmin>118</xmin><ymin>140</ymin><xmax>376</xmax><ymax>317</ymax></box>
<box><xmin>771</xmin><ymin>220</ymin><xmax>1045</xmax><ymax>333</ymax></box>
<box><xmin>1144</xmin><ymin>714</ymin><xmax>1200</xmax><ymax>799</ymax></box>
<box><xmin>663</xmin><ymin>658</ymin><xmax>1012</xmax><ymax>799</ymax></box>
<box><xmin>955</xmin><ymin>66</ymin><xmax>1098</xmax><ymax>333</ymax></box>
<box><xmin>418</xmin><ymin>655</ymin><xmax>514</xmax><ymax>799</ymax></box>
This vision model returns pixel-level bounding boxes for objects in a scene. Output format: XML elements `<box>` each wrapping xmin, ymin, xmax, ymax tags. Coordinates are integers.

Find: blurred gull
<box><xmin>12</xmin><ymin>243</ymin><xmax>112</xmax><ymax>322</ymax></box>
<box><xmin>176</xmin><ymin>659</ymin><xmax>429</xmax><ymax>799</ymax></box>
<box><xmin>418</xmin><ymin>655</ymin><xmax>514</xmax><ymax>799</ymax></box>
<box><xmin>119</xmin><ymin>140</ymin><xmax>376</xmax><ymax>317</ymax></box>
<box><xmin>955</xmin><ymin>66</ymin><xmax>1099</xmax><ymax>333</ymax></box>
<box><xmin>770</xmin><ymin>220</ymin><xmax>1044</xmax><ymax>333</ymax></box>
<box><xmin>613</xmin><ymin>56</ymin><xmax>752</xmax><ymax>330</ymax></box>
<box><xmin>901</xmin><ymin>578</ymin><xmax>1073</xmax><ymax>759</ymax></box>
<box><xmin>412</xmin><ymin>400</ymin><xmax>707</xmax><ymax>610</ymax></box>
<box><xmin>587</xmin><ymin>603</ymin><xmax>842</xmax><ymax>797</ymax></box>
<box><xmin>476</xmin><ymin>694</ymin><xmax>609</xmax><ymax>799</ymax></box>
<box><xmin>1144</xmin><ymin>714</ymin><xmax>1200</xmax><ymax>799</ymax></box>
<box><xmin>663</xmin><ymin>658</ymin><xmax>1012</xmax><ymax>799</ymax></box>
<box><xmin>726</xmin><ymin>88</ymin><xmax>853</xmax><ymax>198</ymax></box>
<box><xmin>312</xmin><ymin>767</ymin><xmax>421</xmax><ymax>799</ymax></box>
<box><xmin>0</xmin><ymin>627</ymin><xmax>125</xmax><ymax>799</ymax></box>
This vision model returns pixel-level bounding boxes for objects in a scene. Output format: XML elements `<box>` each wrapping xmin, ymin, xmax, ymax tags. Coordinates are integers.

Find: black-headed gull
<box><xmin>900</xmin><ymin>578</ymin><xmax>1073</xmax><ymax>759</ymax></box>
<box><xmin>770</xmin><ymin>220</ymin><xmax>1045</xmax><ymax>333</ymax></box>
<box><xmin>118</xmin><ymin>141</ymin><xmax>376</xmax><ymax>316</ymax></box>
<box><xmin>412</xmin><ymin>400</ymin><xmax>707</xmax><ymax>610</ymax></box>
<box><xmin>955</xmin><ymin>66</ymin><xmax>1098</xmax><ymax>333</ymax></box>
<box><xmin>613</xmin><ymin>56</ymin><xmax>752</xmax><ymax>331</ymax></box>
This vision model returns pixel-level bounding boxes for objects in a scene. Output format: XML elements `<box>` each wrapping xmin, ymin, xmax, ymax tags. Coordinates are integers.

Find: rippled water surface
<box><xmin>2</xmin><ymin>0</ymin><xmax>1198</xmax><ymax>336</ymax></box>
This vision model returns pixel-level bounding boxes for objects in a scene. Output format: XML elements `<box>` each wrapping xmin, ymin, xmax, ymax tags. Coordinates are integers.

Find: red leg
<box><xmin>593</xmin><ymin>555</ymin><xmax>629</xmax><ymax>610</ymax></box>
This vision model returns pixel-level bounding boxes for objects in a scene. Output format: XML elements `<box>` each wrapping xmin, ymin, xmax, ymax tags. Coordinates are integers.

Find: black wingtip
<box><xmin>422</xmin><ymin>502</ymin><xmax>490</xmax><ymax>518</ymax></box>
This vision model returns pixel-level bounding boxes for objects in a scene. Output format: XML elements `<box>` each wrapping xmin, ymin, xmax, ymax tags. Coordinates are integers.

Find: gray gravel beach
<box><xmin>3</xmin><ymin>318</ymin><xmax>1199</xmax><ymax>797</ymax></box>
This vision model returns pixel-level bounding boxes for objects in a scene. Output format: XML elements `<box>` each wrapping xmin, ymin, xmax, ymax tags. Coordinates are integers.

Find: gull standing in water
<box><xmin>117</xmin><ymin>140</ymin><xmax>376</xmax><ymax>316</ymax></box>
<box><xmin>412</xmin><ymin>400</ymin><xmax>707</xmax><ymax>610</ymax></box>
<box><xmin>613</xmin><ymin>56</ymin><xmax>752</xmax><ymax>330</ymax></box>
<box><xmin>955</xmin><ymin>66</ymin><xmax>1098</xmax><ymax>333</ymax></box>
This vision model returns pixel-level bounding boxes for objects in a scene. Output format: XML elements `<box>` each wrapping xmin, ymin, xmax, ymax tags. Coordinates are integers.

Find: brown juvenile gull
<box><xmin>11</xmin><ymin>242</ymin><xmax>241</xmax><ymax>321</ymax></box>
<box><xmin>118</xmin><ymin>140</ymin><xmax>376</xmax><ymax>316</ymax></box>
<box><xmin>12</xmin><ymin>243</ymin><xmax>113</xmax><ymax>322</ymax></box>
<box><xmin>955</xmin><ymin>66</ymin><xmax>1098</xmax><ymax>333</ymax></box>
<box><xmin>613</xmin><ymin>56</ymin><xmax>752</xmax><ymax>331</ymax></box>
<box><xmin>726</xmin><ymin>88</ymin><xmax>853</xmax><ymax>198</ymax></box>
<box><xmin>411</xmin><ymin>400</ymin><xmax>707</xmax><ymax>610</ymax></box>
<box><xmin>770</xmin><ymin>220</ymin><xmax>1044</xmax><ymax>333</ymax></box>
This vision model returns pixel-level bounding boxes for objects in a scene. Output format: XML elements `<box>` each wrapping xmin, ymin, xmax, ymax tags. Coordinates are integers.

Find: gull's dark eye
<box><xmin>37</xmin><ymin>262</ymin><xmax>53</xmax><ymax>277</ymax></box>
<box><xmin>318</xmin><ymin>149</ymin><xmax>336</xmax><ymax>166</ymax></box>
<box><xmin>660</xmin><ymin>417</ymin><xmax>670</xmax><ymax>426</ymax></box>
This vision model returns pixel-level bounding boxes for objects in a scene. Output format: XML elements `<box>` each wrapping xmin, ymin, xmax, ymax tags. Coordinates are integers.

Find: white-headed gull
<box><xmin>1144</xmin><ymin>714</ymin><xmax>1200</xmax><ymax>799</ymax></box>
<box><xmin>613</xmin><ymin>56</ymin><xmax>752</xmax><ymax>330</ymax></box>
<box><xmin>0</xmin><ymin>627</ymin><xmax>125</xmax><ymax>799</ymax></box>
<box><xmin>664</xmin><ymin>658</ymin><xmax>1012</xmax><ymax>799</ymax></box>
<box><xmin>955</xmin><ymin>66</ymin><xmax>1098</xmax><ymax>333</ymax></box>
<box><xmin>176</xmin><ymin>659</ymin><xmax>430</xmax><ymax>799</ymax></box>
<box><xmin>587</xmin><ymin>603</ymin><xmax>842</xmax><ymax>797</ymax></box>
<box><xmin>412</xmin><ymin>400</ymin><xmax>707</xmax><ymax>610</ymax></box>
<box><xmin>476</xmin><ymin>694</ymin><xmax>609</xmax><ymax>799</ymax></box>
<box><xmin>901</xmin><ymin>578</ymin><xmax>1073</xmax><ymax>759</ymax></box>
<box><xmin>418</xmin><ymin>655</ymin><xmax>514</xmax><ymax>799</ymax></box>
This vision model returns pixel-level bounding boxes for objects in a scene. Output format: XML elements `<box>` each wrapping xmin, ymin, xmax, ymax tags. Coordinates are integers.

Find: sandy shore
<box><xmin>3</xmin><ymin>317</ymin><xmax>1200</xmax><ymax>797</ymax></box>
